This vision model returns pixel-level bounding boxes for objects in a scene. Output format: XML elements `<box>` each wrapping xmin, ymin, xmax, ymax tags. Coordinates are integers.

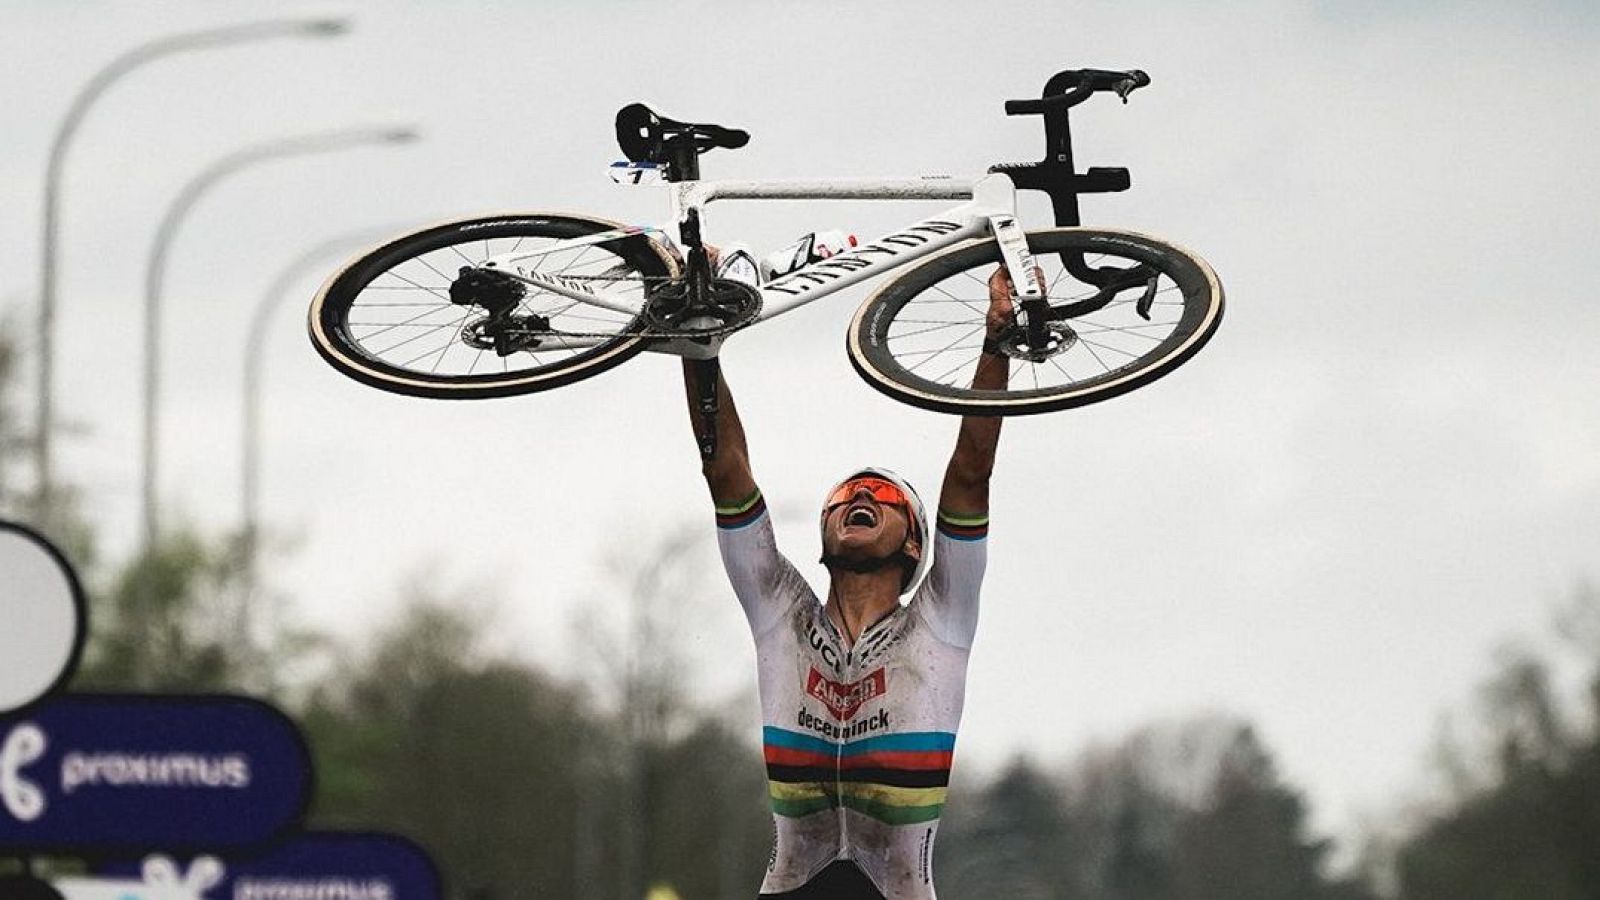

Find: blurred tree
<box><xmin>938</xmin><ymin>756</ymin><xmax>1081</xmax><ymax>900</ymax></box>
<box><xmin>302</xmin><ymin>593</ymin><xmax>601</xmax><ymax>899</ymax></box>
<box><xmin>1395</xmin><ymin>585</ymin><xmax>1600</xmax><ymax>900</ymax></box>
<box><xmin>3</xmin><ymin>322</ymin><xmax>288</xmax><ymax>696</ymax></box>
<box><xmin>71</xmin><ymin>527</ymin><xmax>266</xmax><ymax>692</ymax></box>
<box><xmin>643</xmin><ymin>715</ymin><xmax>771</xmax><ymax>900</ymax></box>
<box><xmin>0</xmin><ymin>320</ymin><xmax>21</xmax><ymax>509</ymax></box>
<box><xmin>940</xmin><ymin>715</ymin><xmax>1375</xmax><ymax>900</ymax></box>
<box><xmin>572</xmin><ymin>522</ymin><xmax>772</xmax><ymax>900</ymax></box>
<box><xmin>0</xmin><ymin>319</ymin><xmax>95</xmax><ymax>573</ymax></box>
<box><xmin>1169</xmin><ymin>724</ymin><xmax>1372</xmax><ymax>900</ymax></box>
<box><xmin>303</xmin><ymin>538</ymin><xmax>773</xmax><ymax>900</ymax></box>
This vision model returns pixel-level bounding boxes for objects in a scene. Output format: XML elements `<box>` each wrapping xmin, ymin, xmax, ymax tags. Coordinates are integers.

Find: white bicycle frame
<box><xmin>476</xmin><ymin>171</ymin><xmax>1043</xmax><ymax>358</ymax></box>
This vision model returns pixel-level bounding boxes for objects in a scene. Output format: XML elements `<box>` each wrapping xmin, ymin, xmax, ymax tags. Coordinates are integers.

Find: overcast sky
<box><xmin>4</xmin><ymin>0</ymin><xmax>1598</xmax><ymax>855</ymax></box>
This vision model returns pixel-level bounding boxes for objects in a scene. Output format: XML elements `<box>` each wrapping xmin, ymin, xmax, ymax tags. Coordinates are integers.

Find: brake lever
<box><xmin>1135</xmin><ymin>272</ymin><xmax>1159</xmax><ymax>320</ymax></box>
<box><xmin>1113</xmin><ymin>70</ymin><xmax>1150</xmax><ymax>103</ymax></box>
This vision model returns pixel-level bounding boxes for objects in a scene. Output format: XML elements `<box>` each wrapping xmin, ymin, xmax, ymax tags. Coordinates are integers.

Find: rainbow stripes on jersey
<box><xmin>763</xmin><ymin>727</ymin><xmax>955</xmax><ymax>826</ymax></box>
<box><xmin>936</xmin><ymin>509</ymin><xmax>988</xmax><ymax>542</ymax></box>
<box><xmin>716</xmin><ymin>490</ymin><xmax>767</xmax><ymax>530</ymax></box>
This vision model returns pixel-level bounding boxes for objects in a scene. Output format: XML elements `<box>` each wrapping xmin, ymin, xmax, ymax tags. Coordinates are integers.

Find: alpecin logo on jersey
<box><xmin>806</xmin><ymin>667</ymin><xmax>887</xmax><ymax>721</ymax></box>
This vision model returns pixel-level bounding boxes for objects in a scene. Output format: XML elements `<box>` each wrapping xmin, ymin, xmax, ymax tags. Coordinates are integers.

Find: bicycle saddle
<box><xmin>615</xmin><ymin>103</ymin><xmax>750</xmax><ymax>165</ymax></box>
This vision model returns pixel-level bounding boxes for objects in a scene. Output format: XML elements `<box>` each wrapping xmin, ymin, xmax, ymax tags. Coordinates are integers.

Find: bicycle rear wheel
<box><xmin>309</xmin><ymin>213</ymin><xmax>676</xmax><ymax>399</ymax></box>
<box><xmin>848</xmin><ymin>227</ymin><xmax>1223</xmax><ymax>415</ymax></box>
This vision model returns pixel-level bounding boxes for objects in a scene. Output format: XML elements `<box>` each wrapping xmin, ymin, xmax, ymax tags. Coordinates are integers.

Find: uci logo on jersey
<box><xmin>0</xmin><ymin>722</ymin><xmax>48</xmax><ymax>822</ymax></box>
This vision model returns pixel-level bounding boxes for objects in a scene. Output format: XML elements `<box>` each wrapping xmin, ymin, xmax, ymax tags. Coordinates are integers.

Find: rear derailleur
<box><xmin>449</xmin><ymin>267</ymin><xmax>549</xmax><ymax>357</ymax></box>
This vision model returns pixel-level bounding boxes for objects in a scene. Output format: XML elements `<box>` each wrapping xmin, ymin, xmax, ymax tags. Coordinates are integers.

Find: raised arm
<box><xmin>682</xmin><ymin>358</ymin><xmax>759</xmax><ymax>507</ymax></box>
<box><xmin>937</xmin><ymin>268</ymin><xmax>1014</xmax><ymax>518</ymax></box>
<box><xmin>685</xmin><ymin>357</ymin><xmax>803</xmax><ymax>639</ymax></box>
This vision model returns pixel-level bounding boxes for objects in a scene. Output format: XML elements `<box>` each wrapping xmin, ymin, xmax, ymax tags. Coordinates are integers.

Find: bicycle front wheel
<box><xmin>310</xmin><ymin>213</ymin><xmax>677</xmax><ymax>399</ymax></box>
<box><xmin>848</xmin><ymin>227</ymin><xmax>1223</xmax><ymax>415</ymax></box>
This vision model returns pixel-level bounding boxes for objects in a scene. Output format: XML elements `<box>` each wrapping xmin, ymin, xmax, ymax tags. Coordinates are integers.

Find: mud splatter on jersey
<box><xmin>716</xmin><ymin>493</ymin><xmax>987</xmax><ymax>899</ymax></box>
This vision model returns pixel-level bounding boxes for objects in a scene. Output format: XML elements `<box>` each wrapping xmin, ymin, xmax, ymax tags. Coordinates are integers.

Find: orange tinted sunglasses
<box><xmin>824</xmin><ymin>477</ymin><xmax>909</xmax><ymax>512</ymax></box>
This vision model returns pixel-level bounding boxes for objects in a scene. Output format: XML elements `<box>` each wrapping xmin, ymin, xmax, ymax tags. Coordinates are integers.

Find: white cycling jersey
<box><xmin>715</xmin><ymin>490</ymin><xmax>988</xmax><ymax>900</ymax></box>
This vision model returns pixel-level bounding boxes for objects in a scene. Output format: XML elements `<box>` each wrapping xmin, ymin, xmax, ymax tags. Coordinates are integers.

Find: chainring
<box><xmin>449</xmin><ymin>275</ymin><xmax>762</xmax><ymax>349</ymax></box>
<box><xmin>640</xmin><ymin>277</ymin><xmax>762</xmax><ymax>336</ymax></box>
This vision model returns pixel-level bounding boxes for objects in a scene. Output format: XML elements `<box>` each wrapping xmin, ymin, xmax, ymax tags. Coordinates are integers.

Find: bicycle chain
<box><xmin>495</xmin><ymin>274</ymin><xmax>761</xmax><ymax>342</ymax></box>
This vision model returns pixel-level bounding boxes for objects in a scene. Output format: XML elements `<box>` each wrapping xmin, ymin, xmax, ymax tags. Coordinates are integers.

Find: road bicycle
<box><xmin>308</xmin><ymin>67</ymin><xmax>1224</xmax><ymax>422</ymax></box>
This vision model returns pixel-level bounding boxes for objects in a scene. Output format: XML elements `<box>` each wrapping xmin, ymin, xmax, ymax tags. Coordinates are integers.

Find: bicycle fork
<box><xmin>988</xmin><ymin>214</ymin><xmax>1051</xmax><ymax>349</ymax></box>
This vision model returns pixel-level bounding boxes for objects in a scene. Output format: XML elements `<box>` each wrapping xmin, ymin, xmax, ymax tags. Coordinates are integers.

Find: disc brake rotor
<box><xmin>461</xmin><ymin>313</ymin><xmax>551</xmax><ymax>356</ymax></box>
<box><xmin>993</xmin><ymin>321</ymin><xmax>1078</xmax><ymax>362</ymax></box>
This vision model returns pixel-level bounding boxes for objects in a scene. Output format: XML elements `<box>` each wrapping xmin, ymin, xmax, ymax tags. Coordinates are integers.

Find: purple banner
<box><xmin>0</xmin><ymin>694</ymin><xmax>311</xmax><ymax>852</ymax></box>
<box><xmin>98</xmin><ymin>832</ymin><xmax>444</xmax><ymax>900</ymax></box>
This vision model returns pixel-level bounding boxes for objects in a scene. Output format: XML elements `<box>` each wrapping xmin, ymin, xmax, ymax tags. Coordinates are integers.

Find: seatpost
<box><xmin>664</xmin><ymin>139</ymin><xmax>701</xmax><ymax>183</ymax></box>
<box><xmin>664</xmin><ymin>136</ymin><xmax>719</xmax><ymax>461</ymax></box>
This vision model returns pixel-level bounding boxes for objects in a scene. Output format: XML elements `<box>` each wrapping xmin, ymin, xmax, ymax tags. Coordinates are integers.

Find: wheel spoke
<box><xmin>1078</xmin><ymin>336</ymin><xmax>1148</xmax><ymax>360</ymax></box>
<box><xmin>371</xmin><ymin>268</ymin><xmax>452</xmax><ymax>303</ymax></box>
<box><xmin>411</xmin><ymin>251</ymin><xmax>454</xmax><ymax>284</ymax></box>
<box><xmin>891</xmin><ymin>342</ymin><xmax>984</xmax><ymax>359</ymax></box>
<box><xmin>428</xmin><ymin>333</ymin><xmax>454</xmax><ymax>374</ymax></box>
<box><xmin>852</xmin><ymin>230</ymin><xmax>1220</xmax><ymax>414</ymax></box>
<box><xmin>317</xmin><ymin>218</ymin><xmax>674</xmax><ymax>396</ymax></box>
<box><xmin>933</xmin><ymin>350</ymin><xmax>982</xmax><ymax>386</ymax></box>
<box><xmin>354</xmin><ymin>302</ymin><xmax>462</xmax><ymax>342</ymax></box>
<box><xmin>931</xmin><ymin>279</ymin><xmax>989</xmax><ymax>318</ymax></box>
<box><xmin>395</xmin><ymin>318</ymin><xmax>469</xmax><ymax>367</ymax></box>
<box><xmin>906</xmin><ymin>324</ymin><xmax>984</xmax><ymax>376</ymax></box>
<box><xmin>555</xmin><ymin>244</ymin><xmax>598</xmax><ymax>275</ymax></box>
<box><xmin>889</xmin><ymin>320</ymin><xmax>972</xmax><ymax>341</ymax></box>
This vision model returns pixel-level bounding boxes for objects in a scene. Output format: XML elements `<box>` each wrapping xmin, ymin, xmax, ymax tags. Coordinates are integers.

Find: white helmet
<box><xmin>819</xmin><ymin>466</ymin><xmax>931</xmax><ymax>596</ymax></box>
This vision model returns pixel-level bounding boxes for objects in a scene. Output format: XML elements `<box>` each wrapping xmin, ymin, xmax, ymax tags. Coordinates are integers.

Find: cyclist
<box><xmin>681</xmin><ymin>266</ymin><xmax>1014</xmax><ymax>899</ymax></box>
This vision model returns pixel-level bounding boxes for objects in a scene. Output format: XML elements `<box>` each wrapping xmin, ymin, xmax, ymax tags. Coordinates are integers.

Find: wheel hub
<box><xmin>460</xmin><ymin>313</ymin><xmax>551</xmax><ymax>356</ymax></box>
<box><xmin>993</xmin><ymin>321</ymin><xmax>1077</xmax><ymax>362</ymax></box>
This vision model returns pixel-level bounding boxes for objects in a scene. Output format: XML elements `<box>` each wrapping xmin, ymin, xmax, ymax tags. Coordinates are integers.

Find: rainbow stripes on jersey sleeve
<box><xmin>936</xmin><ymin>509</ymin><xmax>988</xmax><ymax>541</ymax></box>
<box><xmin>763</xmin><ymin>727</ymin><xmax>955</xmax><ymax>826</ymax></box>
<box><xmin>716</xmin><ymin>490</ymin><xmax>767</xmax><ymax>530</ymax></box>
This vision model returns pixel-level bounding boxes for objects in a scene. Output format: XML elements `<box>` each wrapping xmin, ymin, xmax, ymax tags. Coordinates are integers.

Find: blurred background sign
<box><xmin>0</xmin><ymin>521</ymin><xmax>87</xmax><ymax>716</ymax></box>
<box><xmin>58</xmin><ymin>854</ymin><xmax>220</xmax><ymax>900</ymax></box>
<box><xmin>99</xmin><ymin>833</ymin><xmax>444</xmax><ymax>900</ymax></box>
<box><xmin>0</xmin><ymin>695</ymin><xmax>310</xmax><ymax>851</ymax></box>
<box><xmin>53</xmin><ymin>876</ymin><xmax>198</xmax><ymax>900</ymax></box>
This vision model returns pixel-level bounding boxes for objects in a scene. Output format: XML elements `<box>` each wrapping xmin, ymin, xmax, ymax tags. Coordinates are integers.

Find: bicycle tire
<box><xmin>309</xmin><ymin>213</ymin><xmax>677</xmax><ymax>399</ymax></box>
<box><xmin>848</xmin><ymin>227</ymin><xmax>1223</xmax><ymax>415</ymax></box>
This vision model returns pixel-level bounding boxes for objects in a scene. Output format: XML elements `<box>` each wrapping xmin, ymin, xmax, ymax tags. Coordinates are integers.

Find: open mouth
<box><xmin>844</xmin><ymin>504</ymin><xmax>879</xmax><ymax>528</ymax></box>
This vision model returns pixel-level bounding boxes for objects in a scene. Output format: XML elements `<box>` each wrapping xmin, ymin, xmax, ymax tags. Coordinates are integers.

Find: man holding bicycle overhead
<box><xmin>681</xmin><ymin>268</ymin><xmax>1015</xmax><ymax>900</ymax></box>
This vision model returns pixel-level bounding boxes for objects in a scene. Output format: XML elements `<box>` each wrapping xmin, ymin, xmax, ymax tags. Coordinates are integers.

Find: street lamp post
<box><xmin>141</xmin><ymin>127</ymin><xmax>417</xmax><ymax>551</ymax></box>
<box><xmin>239</xmin><ymin>226</ymin><xmax>401</xmax><ymax>612</ymax></box>
<box><xmin>35</xmin><ymin>17</ymin><xmax>349</xmax><ymax>529</ymax></box>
